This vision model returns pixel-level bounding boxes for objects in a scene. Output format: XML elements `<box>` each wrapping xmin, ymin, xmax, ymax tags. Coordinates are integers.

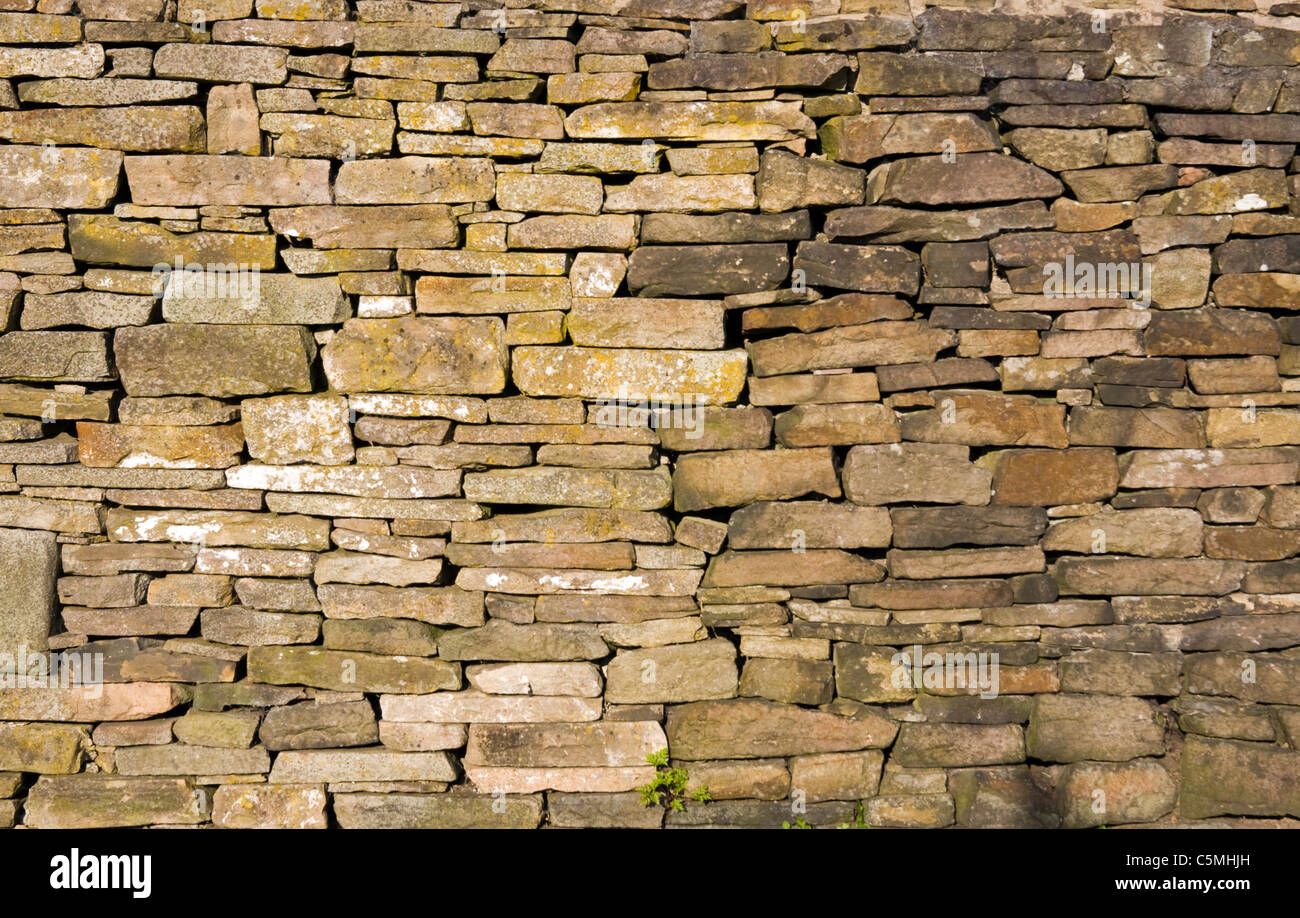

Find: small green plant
<box><xmin>638</xmin><ymin>748</ymin><xmax>711</xmax><ymax>812</ymax></box>
<box><xmin>782</xmin><ymin>817</ymin><xmax>812</xmax><ymax>829</ymax></box>
<box><xmin>835</xmin><ymin>800</ymin><xmax>870</xmax><ymax>829</ymax></box>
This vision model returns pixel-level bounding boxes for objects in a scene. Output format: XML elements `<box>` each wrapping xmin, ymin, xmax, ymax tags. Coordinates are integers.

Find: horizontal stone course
<box><xmin>0</xmin><ymin>0</ymin><xmax>1294</xmax><ymax>832</ymax></box>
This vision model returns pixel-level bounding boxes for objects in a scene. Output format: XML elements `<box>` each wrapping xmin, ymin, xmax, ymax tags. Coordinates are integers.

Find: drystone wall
<box><xmin>0</xmin><ymin>0</ymin><xmax>1299</xmax><ymax>831</ymax></box>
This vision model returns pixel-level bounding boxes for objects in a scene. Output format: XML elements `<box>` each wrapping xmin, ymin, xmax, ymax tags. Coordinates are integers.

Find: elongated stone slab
<box><xmin>0</xmin><ymin>146</ymin><xmax>122</xmax><ymax>208</ymax></box>
<box><xmin>68</xmin><ymin>215</ymin><xmax>277</xmax><ymax>269</ymax></box>
<box><xmin>1181</xmin><ymin>736</ymin><xmax>1300</xmax><ymax>819</ymax></box>
<box><xmin>893</xmin><ymin>724</ymin><xmax>1025</xmax><ymax>767</ymax></box>
<box><xmin>381</xmin><ymin>690</ymin><xmax>604</xmax><ymax>724</ymax></box>
<box><xmin>269</xmin><ymin>749</ymin><xmax>457</xmax><ymax>783</ymax></box>
<box><xmin>115</xmin><ymin>744</ymin><xmax>270</xmax><ymax>777</ymax></box>
<box><xmin>1027</xmin><ymin>694</ymin><xmax>1164</xmax><ymax>763</ymax></box>
<box><xmin>269</xmin><ymin>204</ymin><xmax>458</xmax><ymax>249</ymax></box>
<box><xmin>461</xmin><ymin>467</ymin><xmax>662</xmax><ymax>509</ymax></box>
<box><xmin>626</xmin><ymin>244</ymin><xmax>789</xmax><ymax>296</ymax></box>
<box><xmin>77</xmin><ymin>421</ymin><xmax>244</xmax><ymax>469</ymax></box>
<box><xmin>673</xmin><ymin>448</ymin><xmax>841</xmax><ymax>511</ymax></box>
<box><xmin>456</xmin><ymin>567</ymin><xmax>700</xmax><ymax>597</ymax></box>
<box><xmin>1120</xmin><ymin>448</ymin><xmax>1299</xmax><ymax>489</ymax></box>
<box><xmin>0</xmin><ymin>106</ymin><xmax>204</xmax><ymax>152</ymax></box>
<box><xmin>0</xmin><ymin>383</ymin><xmax>112</xmax><ymax>421</ymax></box>
<box><xmin>212</xmin><ymin>784</ymin><xmax>328</xmax><ymax>829</ymax></box>
<box><xmin>1</xmin><ymin>40</ymin><xmax>104</xmax><ymax>80</ymax></box>
<box><xmin>0</xmin><ymin>331</ymin><xmax>112</xmax><ymax>383</ymax></box>
<box><xmin>0</xmin><ymin>495</ymin><xmax>103</xmax><ymax>533</ymax></box>
<box><xmin>900</xmin><ymin>391</ymin><xmax>1068</xmax><ymax>448</ymax></box>
<box><xmin>465</xmin><ymin>765</ymin><xmax>654</xmax><ymax>795</ymax></box>
<box><xmin>566</xmin><ymin>101</ymin><xmax>814</xmax><ymax>141</ymax></box>
<box><xmin>0</xmin><ymin>723</ymin><xmax>86</xmax><ymax>774</ymax></box>
<box><xmin>17</xmin><ymin>78</ymin><xmax>197</xmax><ymax>107</ymax></box>
<box><xmin>248</xmin><ymin>645</ymin><xmax>461</xmax><ymax>694</ymax></box>
<box><xmin>227</xmin><ymin>464</ymin><xmax>460</xmax><ymax>499</ymax></box>
<box><xmin>333</xmin><ymin>792</ymin><xmax>543</xmax><ymax>829</ymax></box>
<box><xmin>869</xmin><ymin>153</ymin><xmax>1063</xmax><ymax>205</ymax></box>
<box><xmin>322</xmin><ymin>317</ymin><xmax>507</xmax><ymax>395</ymax></box>
<box><xmin>702</xmin><ymin>549</ymin><xmax>884</xmax><ymax>587</ymax></box>
<box><xmin>825</xmin><ymin>201</ymin><xmax>1052</xmax><ymax>243</ymax></box>
<box><xmin>465</xmin><ymin>721</ymin><xmax>665</xmax><ymax>768</ymax></box>
<box><xmin>452</xmin><ymin>509</ymin><xmax>672</xmax><ymax>544</ymax></box>
<box><xmin>153</xmin><ymin>42</ymin><xmax>288</xmax><ymax>84</ymax></box>
<box><xmin>512</xmin><ymin>346</ymin><xmax>747</xmax><ymax>404</ymax></box>
<box><xmin>115</xmin><ymin>325</ymin><xmax>315</xmax><ymax>397</ymax></box>
<box><xmin>729</xmin><ymin>502</ymin><xmax>892</xmax><ymax>549</ymax></box>
<box><xmin>162</xmin><ymin>274</ymin><xmax>349</xmax><ymax>325</ymax></box>
<box><xmin>21</xmin><ymin>292</ymin><xmax>154</xmax><ymax>330</ymax></box>
<box><xmin>1056</xmin><ymin>557</ymin><xmax>1245</xmax><ymax>596</ymax></box>
<box><xmin>335</xmin><ymin>156</ymin><xmax>495</xmax><ymax>204</ymax></box>
<box><xmin>0</xmin><ymin>13</ymin><xmax>84</xmax><ymax>43</ymax></box>
<box><xmin>124</xmin><ymin>155</ymin><xmax>331</xmax><ymax>206</ymax></box>
<box><xmin>318</xmin><ymin>584</ymin><xmax>485</xmax><ymax>627</ymax></box>
<box><xmin>465</xmin><ymin>662</ymin><xmax>602</xmax><ymax>697</ymax></box>
<box><xmin>265</xmin><ymin>494</ymin><xmax>482</xmax><ymax>520</ymax></box>
<box><xmin>106</xmin><ymin>508</ymin><xmax>330</xmax><ymax>550</ymax></box>
<box><xmin>568</xmin><ymin>298</ymin><xmax>725</xmax><ymax>349</ymax></box>
<box><xmin>748</xmin><ymin>323</ymin><xmax>954</xmax><ymax>376</ymax></box>
<box><xmin>25</xmin><ymin>775</ymin><xmax>208</xmax><ymax>829</ymax></box>
<box><xmin>666</xmin><ymin>698</ymin><xmax>897</xmax><ymax>759</ymax></box>
<box><xmin>0</xmin><ymin>683</ymin><xmax>188</xmax><ymax>722</ymax></box>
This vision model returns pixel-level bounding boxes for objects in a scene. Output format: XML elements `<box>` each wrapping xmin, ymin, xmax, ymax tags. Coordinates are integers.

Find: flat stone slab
<box><xmin>0</xmin><ymin>527</ymin><xmax>57</xmax><ymax>655</ymax></box>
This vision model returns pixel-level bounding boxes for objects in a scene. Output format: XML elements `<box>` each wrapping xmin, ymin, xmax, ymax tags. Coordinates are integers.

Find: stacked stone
<box><xmin>0</xmin><ymin>0</ymin><xmax>1299</xmax><ymax>829</ymax></box>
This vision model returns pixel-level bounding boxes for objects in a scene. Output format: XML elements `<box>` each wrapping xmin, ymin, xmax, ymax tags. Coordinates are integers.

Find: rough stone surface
<box><xmin>0</xmin><ymin>528</ymin><xmax>57</xmax><ymax>655</ymax></box>
<box><xmin>0</xmin><ymin>1</ymin><xmax>1292</xmax><ymax>832</ymax></box>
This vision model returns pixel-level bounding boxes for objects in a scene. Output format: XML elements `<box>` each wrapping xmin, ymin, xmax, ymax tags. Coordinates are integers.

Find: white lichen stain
<box><xmin>587</xmin><ymin>574</ymin><xmax>647</xmax><ymax>592</ymax></box>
